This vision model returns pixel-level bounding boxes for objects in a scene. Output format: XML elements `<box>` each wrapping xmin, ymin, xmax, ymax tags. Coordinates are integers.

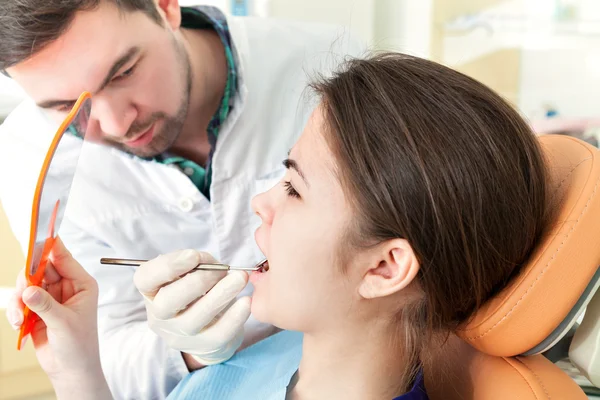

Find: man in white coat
<box><xmin>0</xmin><ymin>1</ymin><xmax>364</xmax><ymax>398</ymax></box>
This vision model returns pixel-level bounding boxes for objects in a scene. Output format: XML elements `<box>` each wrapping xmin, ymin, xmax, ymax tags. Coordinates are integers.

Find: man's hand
<box><xmin>133</xmin><ymin>250</ymin><xmax>251</xmax><ymax>369</ymax></box>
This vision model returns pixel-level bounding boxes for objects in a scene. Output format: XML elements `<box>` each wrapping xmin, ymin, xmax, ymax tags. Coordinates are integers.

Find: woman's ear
<box><xmin>358</xmin><ymin>239</ymin><xmax>419</xmax><ymax>299</ymax></box>
<box><xmin>156</xmin><ymin>0</ymin><xmax>182</xmax><ymax>30</ymax></box>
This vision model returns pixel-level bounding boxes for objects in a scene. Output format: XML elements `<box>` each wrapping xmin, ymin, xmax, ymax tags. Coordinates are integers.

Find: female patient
<box><xmin>14</xmin><ymin>53</ymin><xmax>548</xmax><ymax>399</ymax></box>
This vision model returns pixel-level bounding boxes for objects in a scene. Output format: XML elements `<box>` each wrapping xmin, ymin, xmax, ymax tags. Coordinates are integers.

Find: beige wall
<box><xmin>455</xmin><ymin>48</ymin><xmax>522</xmax><ymax>107</ymax></box>
<box><xmin>430</xmin><ymin>0</ymin><xmax>522</xmax><ymax>108</ymax></box>
<box><xmin>0</xmin><ymin>204</ymin><xmax>23</xmax><ymax>288</ymax></box>
<box><xmin>430</xmin><ymin>0</ymin><xmax>508</xmax><ymax>62</ymax></box>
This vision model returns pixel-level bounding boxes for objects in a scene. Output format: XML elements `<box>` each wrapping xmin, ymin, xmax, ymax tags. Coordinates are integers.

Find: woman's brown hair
<box><xmin>312</xmin><ymin>52</ymin><xmax>550</xmax><ymax>389</ymax></box>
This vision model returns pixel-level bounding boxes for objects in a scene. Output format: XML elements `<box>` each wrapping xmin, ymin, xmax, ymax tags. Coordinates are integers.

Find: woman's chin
<box><xmin>249</xmin><ymin>293</ymin><xmax>271</xmax><ymax>323</ymax></box>
<box><xmin>250</xmin><ymin>300</ymin><xmax>298</xmax><ymax>332</ymax></box>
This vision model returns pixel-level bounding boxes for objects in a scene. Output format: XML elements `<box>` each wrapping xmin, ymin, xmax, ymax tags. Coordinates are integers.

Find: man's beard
<box><xmin>108</xmin><ymin>37</ymin><xmax>192</xmax><ymax>159</ymax></box>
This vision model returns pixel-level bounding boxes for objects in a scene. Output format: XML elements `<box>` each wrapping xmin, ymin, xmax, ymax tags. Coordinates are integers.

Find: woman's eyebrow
<box><xmin>283</xmin><ymin>158</ymin><xmax>309</xmax><ymax>187</ymax></box>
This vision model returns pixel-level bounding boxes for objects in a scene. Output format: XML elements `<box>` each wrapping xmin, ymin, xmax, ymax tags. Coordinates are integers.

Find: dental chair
<box><xmin>424</xmin><ymin>134</ymin><xmax>600</xmax><ymax>399</ymax></box>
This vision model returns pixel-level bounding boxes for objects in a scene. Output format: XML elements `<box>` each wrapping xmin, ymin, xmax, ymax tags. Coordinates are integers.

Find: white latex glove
<box><xmin>133</xmin><ymin>249</ymin><xmax>251</xmax><ymax>366</ymax></box>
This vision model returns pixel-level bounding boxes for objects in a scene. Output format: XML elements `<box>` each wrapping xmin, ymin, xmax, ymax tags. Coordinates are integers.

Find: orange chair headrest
<box><xmin>457</xmin><ymin>134</ymin><xmax>600</xmax><ymax>357</ymax></box>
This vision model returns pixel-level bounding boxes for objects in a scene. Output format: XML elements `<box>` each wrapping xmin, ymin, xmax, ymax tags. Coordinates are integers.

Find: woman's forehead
<box><xmin>294</xmin><ymin>108</ymin><xmax>338</xmax><ymax>174</ymax></box>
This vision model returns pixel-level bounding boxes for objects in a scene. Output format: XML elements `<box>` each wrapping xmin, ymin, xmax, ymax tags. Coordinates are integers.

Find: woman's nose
<box><xmin>251</xmin><ymin>189</ymin><xmax>275</xmax><ymax>226</ymax></box>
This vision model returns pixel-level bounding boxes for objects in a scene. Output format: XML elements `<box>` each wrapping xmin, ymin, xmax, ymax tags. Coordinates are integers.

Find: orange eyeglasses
<box><xmin>17</xmin><ymin>91</ymin><xmax>92</xmax><ymax>350</ymax></box>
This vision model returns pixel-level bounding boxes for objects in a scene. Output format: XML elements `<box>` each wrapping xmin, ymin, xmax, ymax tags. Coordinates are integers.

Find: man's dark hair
<box><xmin>0</xmin><ymin>0</ymin><xmax>162</xmax><ymax>72</ymax></box>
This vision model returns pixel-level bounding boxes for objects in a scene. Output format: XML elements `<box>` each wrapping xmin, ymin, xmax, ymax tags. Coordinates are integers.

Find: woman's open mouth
<box><xmin>249</xmin><ymin>260</ymin><xmax>269</xmax><ymax>284</ymax></box>
<box><xmin>257</xmin><ymin>260</ymin><xmax>269</xmax><ymax>273</ymax></box>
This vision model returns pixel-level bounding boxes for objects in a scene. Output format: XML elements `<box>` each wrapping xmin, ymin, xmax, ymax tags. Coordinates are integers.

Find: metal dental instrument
<box><xmin>100</xmin><ymin>257</ymin><xmax>268</xmax><ymax>272</ymax></box>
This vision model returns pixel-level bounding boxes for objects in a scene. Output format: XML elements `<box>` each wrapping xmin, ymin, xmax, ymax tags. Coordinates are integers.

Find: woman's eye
<box><xmin>283</xmin><ymin>181</ymin><xmax>300</xmax><ymax>199</ymax></box>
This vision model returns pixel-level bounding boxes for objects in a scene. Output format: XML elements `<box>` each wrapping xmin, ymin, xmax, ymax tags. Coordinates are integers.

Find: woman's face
<box><xmin>250</xmin><ymin>107</ymin><xmax>360</xmax><ymax>333</ymax></box>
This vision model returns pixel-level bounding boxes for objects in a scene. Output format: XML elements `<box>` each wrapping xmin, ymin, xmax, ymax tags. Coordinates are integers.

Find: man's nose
<box><xmin>91</xmin><ymin>95</ymin><xmax>137</xmax><ymax>139</ymax></box>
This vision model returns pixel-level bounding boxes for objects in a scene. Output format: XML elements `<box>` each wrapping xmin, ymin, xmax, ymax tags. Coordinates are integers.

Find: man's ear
<box><xmin>358</xmin><ymin>239</ymin><xmax>419</xmax><ymax>299</ymax></box>
<box><xmin>156</xmin><ymin>0</ymin><xmax>181</xmax><ymax>30</ymax></box>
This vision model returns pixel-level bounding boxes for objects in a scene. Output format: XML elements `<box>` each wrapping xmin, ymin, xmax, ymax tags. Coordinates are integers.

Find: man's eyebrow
<box><xmin>96</xmin><ymin>46</ymin><xmax>140</xmax><ymax>92</ymax></box>
<box><xmin>36</xmin><ymin>46</ymin><xmax>140</xmax><ymax>109</ymax></box>
<box><xmin>36</xmin><ymin>99</ymin><xmax>77</xmax><ymax>110</ymax></box>
<box><xmin>283</xmin><ymin>158</ymin><xmax>309</xmax><ymax>187</ymax></box>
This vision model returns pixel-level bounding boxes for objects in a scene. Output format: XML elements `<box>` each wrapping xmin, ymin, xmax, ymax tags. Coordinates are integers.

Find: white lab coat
<box><xmin>0</xmin><ymin>13</ymin><xmax>366</xmax><ymax>400</ymax></box>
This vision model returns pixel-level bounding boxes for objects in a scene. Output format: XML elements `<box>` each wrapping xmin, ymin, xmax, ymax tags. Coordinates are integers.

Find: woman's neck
<box><xmin>289</xmin><ymin>321</ymin><xmax>417</xmax><ymax>400</ymax></box>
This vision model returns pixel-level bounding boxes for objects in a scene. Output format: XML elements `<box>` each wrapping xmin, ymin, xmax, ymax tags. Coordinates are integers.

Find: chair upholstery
<box><xmin>424</xmin><ymin>134</ymin><xmax>600</xmax><ymax>399</ymax></box>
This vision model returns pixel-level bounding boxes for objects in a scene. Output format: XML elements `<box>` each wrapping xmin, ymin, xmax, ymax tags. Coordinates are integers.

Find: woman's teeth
<box><xmin>258</xmin><ymin>260</ymin><xmax>269</xmax><ymax>273</ymax></box>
